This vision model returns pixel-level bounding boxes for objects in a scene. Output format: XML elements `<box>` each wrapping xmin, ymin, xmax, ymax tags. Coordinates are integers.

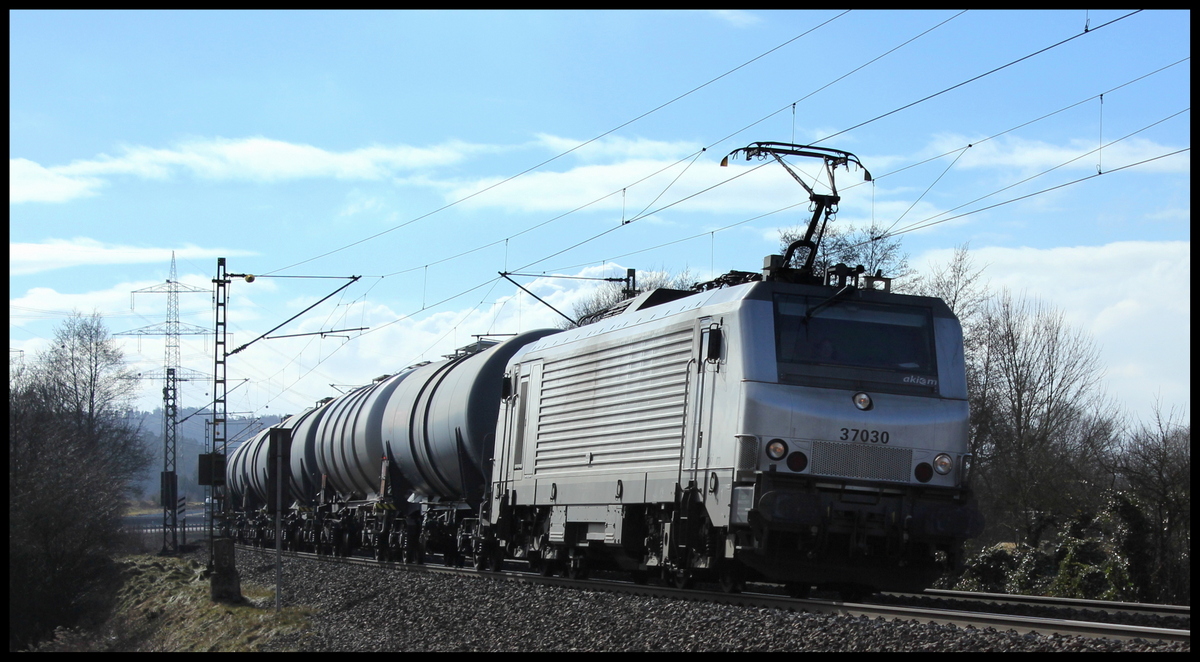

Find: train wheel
<box><xmin>717</xmin><ymin>565</ymin><xmax>745</xmax><ymax>594</ymax></box>
<box><xmin>669</xmin><ymin>567</ymin><xmax>694</xmax><ymax>590</ymax></box>
<box><xmin>565</xmin><ymin>549</ymin><xmax>588</xmax><ymax>580</ymax></box>
<box><xmin>472</xmin><ymin>537</ymin><xmax>499</xmax><ymax>571</ymax></box>
<box><xmin>486</xmin><ymin>548</ymin><xmax>503</xmax><ymax>572</ymax></box>
<box><xmin>531</xmin><ymin>556</ymin><xmax>554</xmax><ymax>576</ymax></box>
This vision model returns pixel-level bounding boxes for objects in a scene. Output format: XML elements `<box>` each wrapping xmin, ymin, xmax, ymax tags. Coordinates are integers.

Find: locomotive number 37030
<box><xmin>840</xmin><ymin>427</ymin><xmax>890</xmax><ymax>444</ymax></box>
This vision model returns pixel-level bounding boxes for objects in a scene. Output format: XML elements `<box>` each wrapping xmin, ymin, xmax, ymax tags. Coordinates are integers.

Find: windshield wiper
<box><xmin>804</xmin><ymin>284</ymin><xmax>855</xmax><ymax>324</ymax></box>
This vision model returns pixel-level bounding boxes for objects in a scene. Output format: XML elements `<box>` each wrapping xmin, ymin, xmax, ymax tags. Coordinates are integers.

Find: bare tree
<box><xmin>9</xmin><ymin>312</ymin><xmax>151</xmax><ymax>649</ymax></box>
<box><xmin>35</xmin><ymin>312</ymin><xmax>138</xmax><ymax>435</ymax></box>
<box><xmin>1109</xmin><ymin>402</ymin><xmax>1190</xmax><ymax>603</ymax></box>
<box><xmin>906</xmin><ymin>244</ymin><xmax>994</xmax><ymax>465</ymax></box>
<box><xmin>31</xmin><ymin>312</ymin><xmax>147</xmax><ymax>484</ymax></box>
<box><xmin>906</xmin><ymin>243</ymin><xmax>989</xmax><ymax>324</ymax></box>
<box><xmin>778</xmin><ymin>221</ymin><xmax>912</xmax><ymax>283</ymax></box>
<box><xmin>565</xmin><ymin>268</ymin><xmax>696</xmax><ymax>329</ymax></box>
<box><xmin>970</xmin><ymin>291</ymin><xmax>1120</xmax><ymax>546</ymax></box>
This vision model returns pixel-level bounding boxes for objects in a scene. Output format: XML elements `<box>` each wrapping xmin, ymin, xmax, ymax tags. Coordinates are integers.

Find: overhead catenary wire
<box><xmin>836</xmin><ymin>57</ymin><xmax>1188</xmax><ymax>197</ymax></box>
<box><xmin>546</xmin><ymin>199</ymin><xmax>811</xmax><ymax>276</ymax></box>
<box><xmin>880</xmin><ymin>147</ymin><xmax>1190</xmax><ymax>240</ymax></box>
<box><xmin>878</xmin><ymin>145</ymin><xmax>972</xmax><ymax>238</ymax></box>
<box><xmin>880</xmin><ymin>107</ymin><xmax>1190</xmax><ymax>240</ymax></box>
<box><xmin>705</xmin><ymin>10</ymin><xmax>968</xmax><ymax>154</ymax></box>
<box><xmin>262</xmin><ymin>11</ymin><xmax>851</xmax><ymax>277</ymax></box>
<box><xmin>810</xmin><ymin>10</ymin><xmax>1143</xmax><ymax>147</ymax></box>
<box><xmin>331</xmin><ymin>9</ymin><xmax>1124</xmax><ymax>290</ymax></box>
<box><xmin>518</xmin><ymin>49</ymin><xmax>1190</xmax><ymax>277</ymax></box>
<box><xmin>546</xmin><ymin>59</ymin><xmax>1188</xmax><ymax>279</ymax></box>
<box><xmin>255</xmin><ymin>275</ymin><xmax>508</xmax><ymax>412</ymax></box>
<box><xmin>512</xmin><ymin>160</ymin><xmax>775</xmax><ymax>273</ymax></box>
<box><xmin>287</xmin><ymin>10</ymin><xmax>972</xmax><ymax>287</ymax></box>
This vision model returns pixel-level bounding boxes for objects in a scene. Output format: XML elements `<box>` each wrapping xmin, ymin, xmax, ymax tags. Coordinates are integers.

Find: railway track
<box><xmin>235</xmin><ymin>543</ymin><xmax>1189</xmax><ymax>644</ymax></box>
<box><xmin>878</xmin><ymin>588</ymin><xmax>1190</xmax><ymax>621</ymax></box>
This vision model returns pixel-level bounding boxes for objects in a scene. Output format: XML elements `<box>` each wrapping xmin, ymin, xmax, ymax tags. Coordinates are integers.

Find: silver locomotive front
<box><xmin>730</xmin><ymin>282</ymin><xmax>983</xmax><ymax>593</ymax></box>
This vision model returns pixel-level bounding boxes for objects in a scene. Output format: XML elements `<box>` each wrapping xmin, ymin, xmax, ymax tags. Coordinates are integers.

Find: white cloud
<box><xmin>925</xmin><ymin>134</ymin><xmax>1190</xmax><ymax>175</ymax></box>
<box><xmin>10</xmin><ymin>137</ymin><xmax>487</xmax><ymax>204</ymax></box>
<box><xmin>11</xmin><ymin>285</ymin><xmax>150</xmax><ymax>324</ymax></box>
<box><xmin>9</xmin><ymin>157</ymin><xmax>105</xmax><ymax>203</ymax></box>
<box><xmin>706</xmin><ymin>10</ymin><xmax>761</xmax><ymax>28</ymax></box>
<box><xmin>534</xmin><ymin>134</ymin><xmax>704</xmax><ymax>163</ymax></box>
<box><xmin>338</xmin><ymin>194</ymin><xmax>386</xmax><ymax>218</ymax></box>
<box><xmin>446</xmin><ymin>153</ymin><xmax>817</xmax><ymax>217</ymax></box>
<box><xmin>9</xmin><ymin>238</ymin><xmax>256</xmax><ymax>276</ymax></box>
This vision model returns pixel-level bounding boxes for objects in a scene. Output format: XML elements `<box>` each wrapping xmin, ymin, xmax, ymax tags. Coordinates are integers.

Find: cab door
<box><xmin>682</xmin><ymin>317</ymin><xmax>721</xmax><ymax>493</ymax></box>
<box><xmin>493</xmin><ymin>362</ymin><xmax>536</xmax><ymax>518</ymax></box>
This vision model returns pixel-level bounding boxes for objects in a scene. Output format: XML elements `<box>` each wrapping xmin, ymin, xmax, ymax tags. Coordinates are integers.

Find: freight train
<box><xmin>223</xmin><ymin>144</ymin><xmax>983</xmax><ymax>598</ymax></box>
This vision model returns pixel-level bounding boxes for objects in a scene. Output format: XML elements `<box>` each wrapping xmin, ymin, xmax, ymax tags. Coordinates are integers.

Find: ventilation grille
<box><xmin>534</xmin><ymin>328</ymin><xmax>691</xmax><ymax>475</ymax></box>
<box><xmin>811</xmin><ymin>441</ymin><xmax>912</xmax><ymax>483</ymax></box>
<box><xmin>736</xmin><ymin>436</ymin><xmax>759</xmax><ymax>471</ymax></box>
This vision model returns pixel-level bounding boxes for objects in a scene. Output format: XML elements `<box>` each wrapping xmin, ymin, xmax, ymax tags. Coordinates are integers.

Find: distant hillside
<box><xmin>129</xmin><ymin>407</ymin><xmax>284</xmax><ymax>503</ymax></box>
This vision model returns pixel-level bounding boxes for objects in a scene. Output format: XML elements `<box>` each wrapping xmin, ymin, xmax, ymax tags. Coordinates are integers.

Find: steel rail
<box><xmin>903</xmin><ymin>588</ymin><xmax>1191</xmax><ymax>619</ymax></box>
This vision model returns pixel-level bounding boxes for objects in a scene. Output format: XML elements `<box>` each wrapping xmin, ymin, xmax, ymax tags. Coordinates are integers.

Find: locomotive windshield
<box><xmin>774</xmin><ymin>293</ymin><xmax>938</xmax><ymax>391</ymax></box>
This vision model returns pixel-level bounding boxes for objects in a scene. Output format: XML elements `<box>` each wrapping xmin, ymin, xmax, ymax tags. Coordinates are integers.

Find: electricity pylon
<box><xmin>118</xmin><ymin>252</ymin><xmax>210</xmax><ymax>554</ymax></box>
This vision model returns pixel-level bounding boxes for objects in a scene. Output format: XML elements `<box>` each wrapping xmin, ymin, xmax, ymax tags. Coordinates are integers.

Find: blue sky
<box><xmin>10</xmin><ymin>10</ymin><xmax>1190</xmax><ymax>428</ymax></box>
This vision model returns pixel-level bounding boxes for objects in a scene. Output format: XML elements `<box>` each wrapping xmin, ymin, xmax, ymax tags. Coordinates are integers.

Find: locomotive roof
<box><xmin>613</xmin><ymin>279</ymin><xmax>958</xmax><ymax>322</ymax></box>
<box><xmin>529</xmin><ymin>278</ymin><xmax>957</xmax><ymax>357</ymax></box>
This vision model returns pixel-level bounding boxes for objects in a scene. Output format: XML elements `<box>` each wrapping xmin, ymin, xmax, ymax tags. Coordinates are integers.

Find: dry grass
<box><xmin>32</xmin><ymin>549</ymin><xmax>314</xmax><ymax>652</ymax></box>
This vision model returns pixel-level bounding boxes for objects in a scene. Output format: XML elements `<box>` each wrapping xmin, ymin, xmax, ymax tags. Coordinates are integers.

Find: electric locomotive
<box><xmin>481</xmin><ymin>253</ymin><xmax>982</xmax><ymax>595</ymax></box>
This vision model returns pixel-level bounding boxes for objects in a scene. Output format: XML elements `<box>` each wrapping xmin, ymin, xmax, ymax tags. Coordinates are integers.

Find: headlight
<box><xmin>853</xmin><ymin>392</ymin><xmax>872</xmax><ymax>410</ymax></box>
<box><xmin>934</xmin><ymin>453</ymin><xmax>953</xmax><ymax>475</ymax></box>
<box><xmin>766</xmin><ymin>439</ymin><xmax>788</xmax><ymax>461</ymax></box>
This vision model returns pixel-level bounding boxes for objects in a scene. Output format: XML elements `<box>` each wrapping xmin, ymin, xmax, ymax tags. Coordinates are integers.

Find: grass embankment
<box><xmin>33</xmin><ymin>545</ymin><xmax>314</xmax><ymax>652</ymax></box>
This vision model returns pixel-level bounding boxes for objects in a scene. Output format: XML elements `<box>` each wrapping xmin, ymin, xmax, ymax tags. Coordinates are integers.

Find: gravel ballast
<box><xmin>233</xmin><ymin>548</ymin><xmax>1187</xmax><ymax>652</ymax></box>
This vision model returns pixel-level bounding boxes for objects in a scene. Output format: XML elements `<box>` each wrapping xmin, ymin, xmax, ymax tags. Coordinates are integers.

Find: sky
<box><xmin>10</xmin><ymin>10</ymin><xmax>1190</xmax><ymax>434</ymax></box>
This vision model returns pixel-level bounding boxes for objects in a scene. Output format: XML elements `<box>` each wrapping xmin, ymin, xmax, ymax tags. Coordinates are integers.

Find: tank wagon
<box><xmin>225</xmin><ymin>143</ymin><xmax>983</xmax><ymax>597</ymax></box>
